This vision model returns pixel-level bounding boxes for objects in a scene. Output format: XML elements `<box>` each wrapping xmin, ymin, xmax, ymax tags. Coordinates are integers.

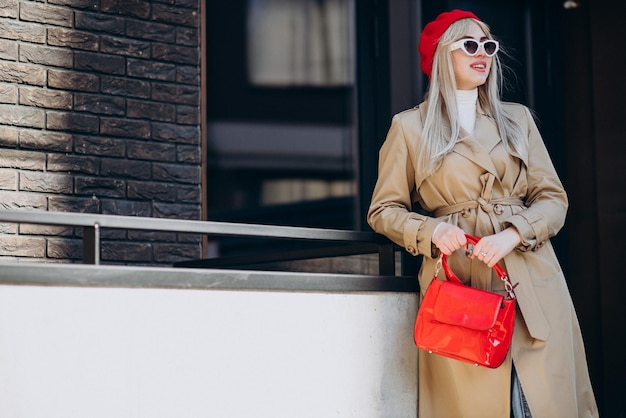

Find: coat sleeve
<box><xmin>367</xmin><ymin>113</ymin><xmax>442</xmax><ymax>258</ymax></box>
<box><xmin>502</xmin><ymin>106</ymin><xmax>569</xmax><ymax>251</ymax></box>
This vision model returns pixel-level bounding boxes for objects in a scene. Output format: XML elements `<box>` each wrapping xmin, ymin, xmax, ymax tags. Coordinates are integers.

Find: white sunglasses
<box><xmin>449</xmin><ymin>38</ymin><xmax>499</xmax><ymax>57</ymax></box>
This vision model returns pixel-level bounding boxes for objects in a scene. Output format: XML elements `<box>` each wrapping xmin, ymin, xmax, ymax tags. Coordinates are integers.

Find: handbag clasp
<box><xmin>434</xmin><ymin>255</ymin><xmax>443</xmax><ymax>278</ymax></box>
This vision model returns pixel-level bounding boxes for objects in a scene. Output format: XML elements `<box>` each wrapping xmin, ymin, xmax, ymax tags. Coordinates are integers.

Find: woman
<box><xmin>367</xmin><ymin>10</ymin><xmax>598</xmax><ymax>418</ymax></box>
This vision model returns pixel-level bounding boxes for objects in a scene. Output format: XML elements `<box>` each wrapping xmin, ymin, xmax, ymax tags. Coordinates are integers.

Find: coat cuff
<box><xmin>503</xmin><ymin>213</ymin><xmax>549</xmax><ymax>251</ymax></box>
<box><xmin>403</xmin><ymin>217</ymin><xmax>441</xmax><ymax>258</ymax></box>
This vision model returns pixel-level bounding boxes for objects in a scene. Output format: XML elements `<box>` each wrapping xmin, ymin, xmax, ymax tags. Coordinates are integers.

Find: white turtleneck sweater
<box><xmin>456</xmin><ymin>88</ymin><xmax>478</xmax><ymax>135</ymax></box>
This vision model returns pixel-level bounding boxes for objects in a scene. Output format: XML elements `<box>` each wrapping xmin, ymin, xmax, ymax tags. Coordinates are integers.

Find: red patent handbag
<box><xmin>413</xmin><ymin>234</ymin><xmax>517</xmax><ymax>368</ymax></box>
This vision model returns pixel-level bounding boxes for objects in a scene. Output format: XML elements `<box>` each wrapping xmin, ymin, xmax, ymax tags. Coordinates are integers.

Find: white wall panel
<box><xmin>0</xmin><ymin>285</ymin><xmax>418</xmax><ymax>418</ymax></box>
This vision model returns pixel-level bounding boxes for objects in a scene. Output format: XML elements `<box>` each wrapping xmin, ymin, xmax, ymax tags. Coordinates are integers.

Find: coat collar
<box><xmin>418</xmin><ymin>102</ymin><xmax>502</xmax><ymax>179</ymax></box>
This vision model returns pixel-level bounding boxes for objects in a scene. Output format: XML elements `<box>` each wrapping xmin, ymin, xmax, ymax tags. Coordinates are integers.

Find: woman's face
<box><xmin>451</xmin><ymin>22</ymin><xmax>493</xmax><ymax>90</ymax></box>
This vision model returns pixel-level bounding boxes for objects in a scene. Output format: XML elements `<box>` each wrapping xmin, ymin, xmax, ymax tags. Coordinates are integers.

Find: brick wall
<box><xmin>0</xmin><ymin>0</ymin><xmax>202</xmax><ymax>265</ymax></box>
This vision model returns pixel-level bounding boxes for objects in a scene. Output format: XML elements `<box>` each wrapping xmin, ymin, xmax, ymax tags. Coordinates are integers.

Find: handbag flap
<box><xmin>433</xmin><ymin>281</ymin><xmax>504</xmax><ymax>331</ymax></box>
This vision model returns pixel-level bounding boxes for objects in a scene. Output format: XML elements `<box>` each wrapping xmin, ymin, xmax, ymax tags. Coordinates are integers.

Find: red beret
<box><xmin>418</xmin><ymin>9</ymin><xmax>480</xmax><ymax>78</ymax></box>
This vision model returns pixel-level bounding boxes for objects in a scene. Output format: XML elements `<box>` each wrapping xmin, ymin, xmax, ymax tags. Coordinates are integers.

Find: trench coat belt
<box><xmin>433</xmin><ymin>197</ymin><xmax>524</xmax><ymax>217</ymax></box>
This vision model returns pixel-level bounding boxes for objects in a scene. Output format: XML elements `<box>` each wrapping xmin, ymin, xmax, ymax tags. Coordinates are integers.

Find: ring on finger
<box><xmin>481</xmin><ymin>251</ymin><xmax>488</xmax><ymax>257</ymax></box>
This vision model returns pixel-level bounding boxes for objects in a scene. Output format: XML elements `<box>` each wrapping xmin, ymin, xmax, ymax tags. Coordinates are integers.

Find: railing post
<box><xmin>83</xmin><ymin>224</ymin><xmax>100</xmax><ymax>265</ymax></box>
<box><xmin>378</xmin><ymin>242</ymin><xmax>395</xmax><ymax>276</ymax></box>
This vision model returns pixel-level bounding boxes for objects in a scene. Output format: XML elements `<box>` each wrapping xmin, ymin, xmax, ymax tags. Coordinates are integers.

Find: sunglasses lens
<box><xmin>463</xmin><ymin>40</ymin><xmax>479</xmax><ymax>55</ymax></box>
<box><xmin>484</xmin><ymin>41</ymin><xmax>497</xmax><ymax>56</ymax></box>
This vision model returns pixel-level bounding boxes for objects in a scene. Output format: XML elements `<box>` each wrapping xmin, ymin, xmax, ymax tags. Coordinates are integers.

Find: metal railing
<box><xmin>0</xmin><ymin>209</ymin><xmax>398</xmax><ymax>276</ymax></box>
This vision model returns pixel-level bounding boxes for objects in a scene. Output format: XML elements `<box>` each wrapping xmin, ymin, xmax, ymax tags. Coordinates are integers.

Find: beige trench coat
<box><xmin>368</xmin><ymin>102</ymin><xmax>598</xmax><ymax>417</ymax></box>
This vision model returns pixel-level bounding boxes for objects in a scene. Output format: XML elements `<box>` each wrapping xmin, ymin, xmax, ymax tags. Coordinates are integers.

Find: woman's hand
<box><xmin>432</xmin><ymin>223</ymin><xmax>467</xmax><ymax>255</ymax></box>
<box><xmin>471</xmin><ymin>227</ymin><xmax>522</xmax><ymax>267</ymax></box>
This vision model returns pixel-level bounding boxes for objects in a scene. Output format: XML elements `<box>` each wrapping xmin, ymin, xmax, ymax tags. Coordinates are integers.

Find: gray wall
<box><xmin>0</xmin><ymin>0</ymin><xmax>202</xmax><ymax>264</ymax></box>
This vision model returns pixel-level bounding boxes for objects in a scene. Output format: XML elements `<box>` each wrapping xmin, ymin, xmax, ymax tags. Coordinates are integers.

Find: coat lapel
<box><xmin>453</xmin><ymin>112</ymin><xmax>502</xmax><ymax>178</ymax></box>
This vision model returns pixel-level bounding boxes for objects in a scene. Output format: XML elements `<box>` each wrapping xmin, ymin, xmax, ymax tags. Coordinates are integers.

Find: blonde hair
<box><xmin>417</xmin><ymin>18</ymin><xmax>528</xmax><ymax>176</ymax></box>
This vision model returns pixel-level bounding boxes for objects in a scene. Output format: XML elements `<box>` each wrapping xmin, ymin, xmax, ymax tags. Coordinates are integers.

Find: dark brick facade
<box><xmin>0</xmin><ymin>0</ymin><xmax>202</xmax><ymax>264</ymax></box>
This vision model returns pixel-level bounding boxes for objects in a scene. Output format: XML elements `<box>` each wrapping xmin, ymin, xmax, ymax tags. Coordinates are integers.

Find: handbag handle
<box><xmin>438</xmin><ymin>234</ymin><xmax>516</xmax><ymax>299</ymax></box>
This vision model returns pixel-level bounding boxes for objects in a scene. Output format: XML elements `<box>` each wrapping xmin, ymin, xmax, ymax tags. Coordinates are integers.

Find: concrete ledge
<box><xmin>0</xmin><ymin>262</ymin><xmax>419</xmax><ymax>293</ymax></box>
<box><xmin>0</xmin><ymin>281</ymin><xmax>419</xmax><ymax>417</ymax></box>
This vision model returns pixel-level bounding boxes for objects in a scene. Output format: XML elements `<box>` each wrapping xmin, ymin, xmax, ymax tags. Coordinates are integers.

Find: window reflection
<box><xmin>247</xmin><ymin>0</ymin><xmax>354</xmax><ymax>87</ymax></box>
<box><xmin>206</xmin><ymin>0</ymin><xmax>356</xmax><ymax>238</ymax></box>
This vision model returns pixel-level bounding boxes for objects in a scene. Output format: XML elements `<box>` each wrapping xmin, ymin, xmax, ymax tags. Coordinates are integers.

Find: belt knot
<box><xmin>477</xmin><ymin>197</ymin><xmax>493</xmax><ymax>213</ymax></box>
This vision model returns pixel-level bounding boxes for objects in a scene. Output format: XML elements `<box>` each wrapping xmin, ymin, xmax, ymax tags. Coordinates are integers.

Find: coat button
<box><xmin>493</xmin><ymin>204</ymin><xmax>504</xmax><ymax>215</ymax></box>
<box><xmin>461</xmin><ymin>208</ymin><xmax>470</xmax><ymax>218</ymax></box>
